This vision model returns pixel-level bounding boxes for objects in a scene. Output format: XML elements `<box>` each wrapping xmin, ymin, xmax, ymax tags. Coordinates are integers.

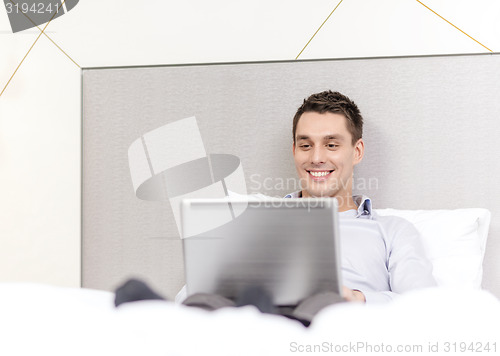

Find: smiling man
<box><xmin>291</xmin><ymin>91</ymin><xmax>364</xmax><ymax>209</ymax></box>
<box><xmin>116</xmin><ymin>91</ymin><xmax>436</xmax><ymax>325</ymax></box>
<box><xmin>285</xmin><ymin>90</ymin><xmax>436</xmax><ymax>305</ymax></box>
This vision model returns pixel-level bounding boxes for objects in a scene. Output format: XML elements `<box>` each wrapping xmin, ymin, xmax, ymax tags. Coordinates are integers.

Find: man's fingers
<box><xmin>342</xmin><ymin>286</ymin><xmax>366</xmax><ymax>302</ymax></box>
<box><xmin>342</xmin><ymin>286</ymin><xmax>354</xmax><ymax>301</ymax></box>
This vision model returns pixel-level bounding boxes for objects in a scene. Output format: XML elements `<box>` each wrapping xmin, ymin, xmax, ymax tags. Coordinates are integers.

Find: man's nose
<box><xmin>311</xmin><ymin>146</ymin><xmax>326</xmax><ymax>164</ymax></box>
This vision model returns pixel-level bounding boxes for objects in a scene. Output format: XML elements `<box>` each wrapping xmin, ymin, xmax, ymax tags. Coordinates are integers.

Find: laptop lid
<box><xmin>181</xmin><ymin>198</ymin><xmax>341</xmax><ymax>306</ymax></box>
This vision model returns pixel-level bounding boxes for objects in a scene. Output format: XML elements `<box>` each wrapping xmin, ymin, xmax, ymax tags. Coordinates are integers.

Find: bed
<box><xmin>1</xmin><ymin>283</ymin><xmax>498</xmax><ymax>355</ymax></box>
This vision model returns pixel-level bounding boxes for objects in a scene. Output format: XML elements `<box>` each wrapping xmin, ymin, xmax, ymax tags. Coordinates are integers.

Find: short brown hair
<box><xmin>292</xmin><ymin>90</ymin><xmax>363</xmax><ymax>145</ymax></box>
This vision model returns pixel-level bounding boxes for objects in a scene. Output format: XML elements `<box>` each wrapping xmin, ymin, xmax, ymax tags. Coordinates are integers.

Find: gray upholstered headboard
<box><xmin>82</xmin><ymin>53</ymin><xmax>500</xmax><ymax>299</ymax></box>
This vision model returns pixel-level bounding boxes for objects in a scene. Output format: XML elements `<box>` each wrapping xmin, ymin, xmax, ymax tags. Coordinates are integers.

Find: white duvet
<box><xmin>1</xmin><ymin>284</ymin><xmax>499</xmax><ymax>356</ymax></box>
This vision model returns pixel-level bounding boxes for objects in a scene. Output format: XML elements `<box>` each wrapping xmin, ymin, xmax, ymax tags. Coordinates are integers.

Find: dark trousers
<box><xmin>115</xmin><ymin>279</ymin><xmax>344</xmax><ymax>327</ymax></box>
<box><xmin>182</xmin><ymin>291</ymin><xmax>344</xmax><ymax>326</ymax></box>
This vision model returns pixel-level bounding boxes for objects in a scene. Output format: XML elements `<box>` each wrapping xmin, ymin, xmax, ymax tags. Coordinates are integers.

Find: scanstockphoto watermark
<box><xmin>289</xmin><ymin>341</ymin><xmax>426</xmax><ymax>353</ymax></box>
<box><xmin>289</xmin><ymin>341</ymin><xmax>424</xmax><ymax>353</ymax></box>
<box><xmin>289</xmin><ymin>340</ymin><xmax>498</xmax><ymax>353</ymax></box>
<box><xmin>245</xmin><ymin>197</ymin><xmax>336</xmax><ymax>212</ymax></box>
<box><xmin>249</xmin><ymin>174</ymin><xmax>379</xmax><ymax>194</ymax></box>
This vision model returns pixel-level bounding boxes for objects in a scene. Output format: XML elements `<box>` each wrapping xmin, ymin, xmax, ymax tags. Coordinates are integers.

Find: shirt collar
<box><xmin>352</xmin><ymin>194</ymin><xmax>373</xmax><ymax>219</ymax></box>
<box><xmin>283</xmin><ymin>191</ymin><xmax>373</xmax><ymax>219</ymax></box>
<box><xmin>284</xmin><ymin>191</ymin><xmax>302</xmax><ymax>198</ymax></box>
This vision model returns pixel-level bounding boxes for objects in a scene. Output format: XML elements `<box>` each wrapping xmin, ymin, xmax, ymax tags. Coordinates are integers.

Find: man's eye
<box><xmin>300</xmin><ymin>144</ymin><xmax>311</xmax><ymax>149</ymax></box>
<box><xmin>327</xmin><ymin>144</ymin><xmax>337</xmax><ymax>149</ymax></box>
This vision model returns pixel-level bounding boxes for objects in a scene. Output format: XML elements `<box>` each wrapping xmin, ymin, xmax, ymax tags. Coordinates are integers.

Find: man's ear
<box><xmin>292</xmin><ymin>142</ymin><xmax>296</xmax><ymax>155</ymax></box>
<box><xmin>353</xmin><ymin>138</ymin><xmax>364</xmax><ymax>166</ymax></box>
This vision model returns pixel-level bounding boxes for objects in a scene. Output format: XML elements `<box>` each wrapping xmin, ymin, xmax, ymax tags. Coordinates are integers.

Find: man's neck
<box><xmin>339</xmin><ymin>198</ymin><xmax>358</xmax><ymax>212</ymax></box>
<box><xmin>300</xmin><ymin>190</ymin><xmax>357</xmax><ymax>212</ymax></box>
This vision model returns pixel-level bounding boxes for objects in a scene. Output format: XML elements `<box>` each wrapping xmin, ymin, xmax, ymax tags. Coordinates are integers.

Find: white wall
<box><xmin>1</xmin><ymin>0</ymin><xmax>499</xmax><ymax>288</ymax></box>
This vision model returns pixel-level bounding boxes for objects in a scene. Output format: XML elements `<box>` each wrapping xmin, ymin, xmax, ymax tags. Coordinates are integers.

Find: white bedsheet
<box><xmin>1</xmin><ymin>284</ymin><xmax>498</xmax><ymax>356</ymax></box>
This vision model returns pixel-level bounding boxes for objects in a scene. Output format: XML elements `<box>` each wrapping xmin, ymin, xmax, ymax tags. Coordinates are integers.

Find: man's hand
<box><xmin>342</xmin><ymin>286</ymin><xmax>366</xmax><ymax>303</ymax></box>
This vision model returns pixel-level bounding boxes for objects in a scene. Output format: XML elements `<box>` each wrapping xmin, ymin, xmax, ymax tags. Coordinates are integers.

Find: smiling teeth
<box><xmin>309</xmin><ymin>171</ymin><xmax>330</xmax><ymax>177</ymax></box>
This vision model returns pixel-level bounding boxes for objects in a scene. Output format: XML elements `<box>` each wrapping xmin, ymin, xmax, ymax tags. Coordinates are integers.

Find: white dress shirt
<box><xmin>284</xmin><ymin>192</ymin><xmax>437</xmax><ymax>303</ymax></box>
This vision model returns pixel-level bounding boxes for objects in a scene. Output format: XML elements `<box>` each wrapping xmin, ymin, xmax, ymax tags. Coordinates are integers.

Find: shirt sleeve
<box><xmin>363</xmin><ymin>290</ymin><xmax>398</xmax><ymax>303</ymax></box>
<box><xmin>360</xmin><ymin>215</ymin><xmax>437</xmax><ymax>304</ymax></box>
<box><xmin>385</xmin><ymin>216</ymin><xmax>437</xmax><ymax>294</ymax></box>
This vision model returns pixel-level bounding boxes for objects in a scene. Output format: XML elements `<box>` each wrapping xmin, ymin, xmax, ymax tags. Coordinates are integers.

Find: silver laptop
<box><xmin>180</xmin><ymin>198</ymin><xmax>341</xmax><ymax>306</ymax></box>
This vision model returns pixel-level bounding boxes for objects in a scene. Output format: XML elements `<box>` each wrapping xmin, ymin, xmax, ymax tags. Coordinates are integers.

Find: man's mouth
<box><xmin>307</xmin><ymin>170</ymin><xmax>334</xmax><ymax>179</ymax></box>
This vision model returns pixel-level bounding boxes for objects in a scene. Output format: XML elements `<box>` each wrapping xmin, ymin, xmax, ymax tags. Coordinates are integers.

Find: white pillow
<box><xmin>374</xmin><ymin>208</ymin><xmax>491</xmax><ymax>289</ymax></box>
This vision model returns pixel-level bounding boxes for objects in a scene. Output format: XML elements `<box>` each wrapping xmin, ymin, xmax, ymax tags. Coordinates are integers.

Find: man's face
<box><xmin>293</xmin><ymin>111</ymin><xmax>364</xmax><ymax>198</ymax></box>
